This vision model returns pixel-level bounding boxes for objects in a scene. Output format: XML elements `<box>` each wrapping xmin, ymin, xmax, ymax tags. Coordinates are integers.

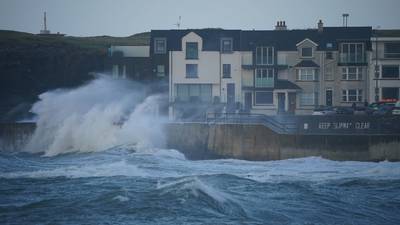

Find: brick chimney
<box><xmin>318</xmin><ymin>19</ymin><xmax>324</xmax><ymax>32</ymax></box>
<box><xmin>275</xmin><ymin>21</ymin><xmax>287</xmax><ymax>31</ymax></box>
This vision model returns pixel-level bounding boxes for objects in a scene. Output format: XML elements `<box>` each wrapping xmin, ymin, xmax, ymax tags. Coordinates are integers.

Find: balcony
<box><xmin>339</xmin><ymin>53</ymin><xmax>367</xmax><ymax>64</ymax></box>
<box><xmin>384</xmin><ymin>53</ymin><xmax>400</xmax><ymax>59</ymax></box>
<box><xmin>255</xmin><ymin>78</ymin><xmax>274</xmax><ymax>88</ymax></box>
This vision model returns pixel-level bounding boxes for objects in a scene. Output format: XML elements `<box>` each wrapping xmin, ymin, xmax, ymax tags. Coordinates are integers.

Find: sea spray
<box><xmin>24</xmin><ymin>76</ymin><xmax>167</xmax><ymax>156</ymax></box>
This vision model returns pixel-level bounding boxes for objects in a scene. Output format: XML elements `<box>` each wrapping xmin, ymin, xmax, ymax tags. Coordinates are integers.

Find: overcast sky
<box><xmin>0</xmin><ymin>0</ymin><xmax>399</xmax><ymax>37</ymax></box>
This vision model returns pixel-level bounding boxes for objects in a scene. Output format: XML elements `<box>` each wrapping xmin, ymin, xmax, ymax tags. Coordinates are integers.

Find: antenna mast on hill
<box><xmin>40</xmin><ymin>11</ymin><xmax>50</xmax><ymax>34</ymax></box>
<box><xmin>174</xmin><ymin>16</ymin><xmax>181</xmax><ymax>29</ymax></box>
<box><xmin>44</xmin><ymin>12</ymin><xmax>47</xmax><ymax>30</ymax></box>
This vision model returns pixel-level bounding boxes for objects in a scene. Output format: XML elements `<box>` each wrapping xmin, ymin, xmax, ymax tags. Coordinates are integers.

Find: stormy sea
<box><xmin>1</xmin><ymin>77</ymin><xmax>400</xmax><ymax>225</ymax></box>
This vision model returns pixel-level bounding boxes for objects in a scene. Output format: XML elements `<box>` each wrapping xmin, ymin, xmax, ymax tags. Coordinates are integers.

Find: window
<box><xmin>256</xmin><ymin>47</ymin><xmax>274</xmax><ymax>65</ymax></box>
<box><xmin>325</xmin><ymin>67</ymin><xmax>333</xmax><ymax>81</ymax></box>
<box><xmin>222</xmin><ymin>64</ymin><xmax>231</xmax><ymax>78</ymax></box>
<box><xmin>340</xmin><ymin>43</ymin><xmax>364</xmax><ymax>63</ymax></box>
<box><xmin>221</xmin><ymin>38</ymin><xmax>233</xmax><ymax>52</ymax></box>
<box><xmin>186</xmin><ymin>64</ymin><xmax>198</xmax><ymax>78</ymax></box>
<box><xmin>326</xmin><ymin>43</ymin><xmax>333</xmax><ymax>48</ymax></box>
<box><xmin>255</xmin><ymin>68</ymin><xmax>274</xmax><ymax>87</ymax></box>
<box><xmin>297</xmin><ymin>68</ymin><xmax>317</xmax><ymax>81</ymax></box>
<box><xmin>381</xmin><ymin>65</ymin><xmax>400</xmax><ymax>79</ymax></box>
<box><xmin>384</xmin><ymin>43</ymin><xmax>400</xmax><ymax>58</ymax></box>
<box><xmin>255</xmin><ymin>91</ymin><xmax>273</xmax><ymax>105</ymax></box>
<box><xmin>176</xmin><ymin>84</ymin><xmax>212</xmax><ymax>102</ymax></box>
<box><xmin>342</xmin><ymin>67</ymin><xmax>363</xmax><ymax>80</ymax></box>
<box><xmin>186</xmin><ymin>42</ymin><xmax>198</xmax><ymax>59</ymax></box>
<box><xmin>300</xmin><ymin>92</ymin><xmax>317</xmax><ymax>106</ymax></box>
<box><xmin>375</xmin><ymin>65</ymin><xmax>380</xmax><ymax>78</ymax></box>
<box><xmin>326</xmin><ymin>52</ymin><xmax>333</xmax><ymax>59</ymax></box>
<box><xmin>154</xmin><ymin>38</ymin><xmax>166</xmax><ymax>54</ymax></box>
<box><xmin>157</xmin><ymin>65</ymin><xmax>165</xmax><ymax>77</ymax></box>
<box><xmin>301</xmin><ymin>47</ymin><xmax>313</xmax><ymax>58</ymax></box>
<box><xmin>342</xmin><ymin>89</ymin><xmax>362</xmax><ymax>102</ymax></box>
<box><xmin>382</xmin><ymin>87</ymin><xmax>399</xmax><ymax>100</ymax></box>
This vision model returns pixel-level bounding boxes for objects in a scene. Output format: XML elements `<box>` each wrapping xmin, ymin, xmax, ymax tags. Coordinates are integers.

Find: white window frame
<box><xmin>256</xmin><ymin>47</ymin><xmax>274</xmax><ymax>65</ymax></box>
<box><xmin>256</xmin><ymin>68</ymin><xmax>274</xmax><ymax>79</ymax></box>
<box><xmin>381</xmin><ymin>65</ymin><xmax>400</xmax><ymax>79</ymax></box>
<box><xmin>221</xmin><ymin>38</ymin><xmax>233</xmax><ymax>53</ymax></box>
<box><xmin>297</xmin><ymin>68</ymin><xmax>317</xmax><ymax>81</ymax></box>
<box><xmin>154</xmin><ymin>38</ymin><xmax>166</xmax><ymax>54</ymax></box>
<box><xmin>340</xmin><ymin>43</ymin><xmax>364</xmax><ymax>63</ymax></box>
<box><xmin>186</xmin><ymin>64</ymin><xmax>198</xmax><ymax>78</ymax></box>
<box><xmin>341</xmin><ymin>67</ymin><xmax>363</xmax><ymax>80</ymax></box>
<box><xmin>301</xmin><ymin>47</ymin><xmax>313</xmax><ymax>58</ymax></box>
<box><xmin>342</xmin><ymin>89</ymin><xmax>363</xmax><ymax>102</ymax></box>
<box><xmin>299</xmin><ymin>92</ymin><xmax>317</xmax><ymax>106</ymax></box>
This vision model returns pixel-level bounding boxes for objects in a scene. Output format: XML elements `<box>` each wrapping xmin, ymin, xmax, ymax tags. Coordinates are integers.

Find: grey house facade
<box><xmin>147</xmin><ymin>22</ymin><xmax>400</xmax><ymax>118</ymax></box>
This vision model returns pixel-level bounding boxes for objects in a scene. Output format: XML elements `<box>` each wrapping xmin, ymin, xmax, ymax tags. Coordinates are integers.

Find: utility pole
<box><xmin>375</xmin><ymin>26</ymin><xmax>381</xmax><ymax>102</ymax></box>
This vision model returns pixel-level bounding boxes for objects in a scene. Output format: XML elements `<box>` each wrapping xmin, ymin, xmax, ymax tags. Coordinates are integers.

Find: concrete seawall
<box><xmin>1</xmin><ymin>122</ymin><xmax>399</xmax><ymax>161</ymax></box>
<box><xmin>165</xmin><ymin>123</ymin><xmax>400</xmax><ymax>161</ymax></box>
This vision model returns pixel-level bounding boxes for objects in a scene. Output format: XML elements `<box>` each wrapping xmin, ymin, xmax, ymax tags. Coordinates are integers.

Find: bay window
<box><xmin>256</xmin><ymin>47</ymin><xmax>274</xmax><ymax>65</ymax></box>
<box><xmin>342</xmin><ymin>89</ymin><xmax>362</xmax><ymax>102</ymax></box>
<box><xmin>342</xmin><ymin>67</ymin><xmax>363</xmax><ymax>80</ymax></box>
<box><xmin>381</xmin><ymin>65</ymin><xmax>400</xmax><ymax>79</ymax></box>
<box><xmin>297</xmin><ymin>68</ymin><xmax>317</xmax><ymax>81</ymax></box>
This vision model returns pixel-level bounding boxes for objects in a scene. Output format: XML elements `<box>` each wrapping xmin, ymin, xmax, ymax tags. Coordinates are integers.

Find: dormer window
<box><xmin>154</xmin><ymin>38</ymin><xmax>166</xmax><ymax>54</ymax></box>
<box><xmin>186</xmin><ymin>42</ymin><xmax>198</xmax><ymax>59</ymax></box>
<box><xmin>256</xmin><ymin>47</ymin><xmax>274</xmax><ymax>65</ymax></box>
<box><xmin>221</xmin><ymin>38</ymin><xmax>233</xmax><ymax>53</ymax></box>
<box><xmin>301</xmin><ymin>47</ymin><xmax>313</xmax><ymax>58</ymax></box>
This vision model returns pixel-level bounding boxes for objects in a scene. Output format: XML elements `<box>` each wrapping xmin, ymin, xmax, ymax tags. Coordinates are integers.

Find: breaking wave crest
<box><xmin>23</xmin><ymin>76</ymin><xmax>167</xmax><ymax>156</ymax></box>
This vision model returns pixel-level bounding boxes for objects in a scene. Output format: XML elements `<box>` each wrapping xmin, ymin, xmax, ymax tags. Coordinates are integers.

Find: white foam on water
<box><xmin>23</xmin><ymin>76</ymin><xmax>167</xmax><ymax>156</ymax></box>
<box><xmin>0</xmin><ymin>160</ymin><xmax>147</xmax><ymax>179</ymax></box>
<box><xmin>113</xmin><ymin>195</ymin><xmax>130</xmax><ymax>202</ymax></box>
<box><xmin>157</xmin><ymin>176</ymin><xmax>228</xmax><ymax>203</ymax></box>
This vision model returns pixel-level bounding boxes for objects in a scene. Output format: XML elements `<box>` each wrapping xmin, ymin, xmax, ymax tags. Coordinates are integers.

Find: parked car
<box><xmin>353</xmin><ymin>106</ymin><xmax>368</xmax><ymax>115</ymax></box>
<box><xmin>312</xmin><ymin>106</ymin><xmax>336</xmax><ymax>115</ymax></box>
<box><xmin>333</xmin><ymin>106</ymin><xmax>354</xmax><ymax>115</ymax></box>
<box><xmin>391</xmin><ymin>101</ymin><xmax>400</xmax><ymax>115</ymax></box>
<box><xmin>367</xmin><ymin>101</ymin><xmax>396</xmax><ymax>115</ymax></box>
<box><xmin>372</xmin><ymin>104</ymin><xmax>395</xmax><ymax>116</ymax></box>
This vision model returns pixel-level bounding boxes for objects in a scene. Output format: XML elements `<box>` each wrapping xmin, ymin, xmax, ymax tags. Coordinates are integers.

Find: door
<box><xmin>244</xmin><ymin>92</ymin><xmax>252</xmax><ymax>112</ymax></box>
<box><xmin>278</xmin><ymin>93</ymin><xmax>286</xmax><ymax>114</ymax></box>
<box><xmin>326</xmin><ymin>89</ymin><xmax>333</xmax><ymax>106</ymax></box>
<box><xmin>288</xmin><ymin>93</ymin><xmax>296</xmax><ymax>114</ymax></box>
<box><xmin>227</xmin><ymin>83</ymin><xmax>235</xmax><ymax>113</ymax></box>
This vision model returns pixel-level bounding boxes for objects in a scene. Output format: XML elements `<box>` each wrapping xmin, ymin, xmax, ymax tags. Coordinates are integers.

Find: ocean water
<box><xmin>1</xmin><ymin>76</ymin><xmax>400</xmax><ymax>224</ymax></box>
<box><xmin>1</xmin><ymin>148</ymin><xmax>400</xmax><ymax>225</ymax></box>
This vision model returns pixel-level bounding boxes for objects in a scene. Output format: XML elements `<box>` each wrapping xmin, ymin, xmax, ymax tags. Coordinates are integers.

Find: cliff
<box><xmin>0</xmin><ymin>30</ymin><xmax>150</xmax><ymax>121</ymax></box>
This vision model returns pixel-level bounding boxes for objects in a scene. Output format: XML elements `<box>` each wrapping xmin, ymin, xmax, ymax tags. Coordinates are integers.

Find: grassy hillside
<box><xmin>0</xmin><ymin>30</ymin><xmax>150</xmax><ymax>49</ymax></box>
<box><xmin>0</xmin><ymin>30</ymin><xmax>150</xmax><ymax>121</ymax></box>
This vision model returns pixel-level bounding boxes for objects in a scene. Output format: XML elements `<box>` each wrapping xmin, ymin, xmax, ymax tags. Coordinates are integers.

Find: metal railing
<box><xmin>339</xmin><ymin>53</ymin><xmax>367</xmax><ymax>64</ymax></box>
<box><xmin>205</xmin><ymin>113</ymin><xmax>297</xmax><ymax>134</ymax></box>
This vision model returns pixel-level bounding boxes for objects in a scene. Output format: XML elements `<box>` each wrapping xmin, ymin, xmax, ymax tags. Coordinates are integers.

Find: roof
<box><xmin>150</xmin><ymin>26</ymin><xmax>373</xmax><ymax>52</ymax></box>
<box><xmin>240</xmin><ymin>27</ymin><xmax>372</xmax><ymax>51</ymax></box>
<box><xmin>373</xmin><ymin>29</ymin><xmax>400</xmax><ymax>37</ymax></box>
<box><xmin>275</xmin><ymin>80</ymin><xmax>301</xmax><ymax>90</ymax></box>
<box><xmin>150</xmin><ymin>29</ymin><xmax>241</xmax><ymax>52</ymax></box>
<box><xmin>294</xmin><ymin>60</ymin><xmax>320</xmax><ymax>67</ymax></box>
